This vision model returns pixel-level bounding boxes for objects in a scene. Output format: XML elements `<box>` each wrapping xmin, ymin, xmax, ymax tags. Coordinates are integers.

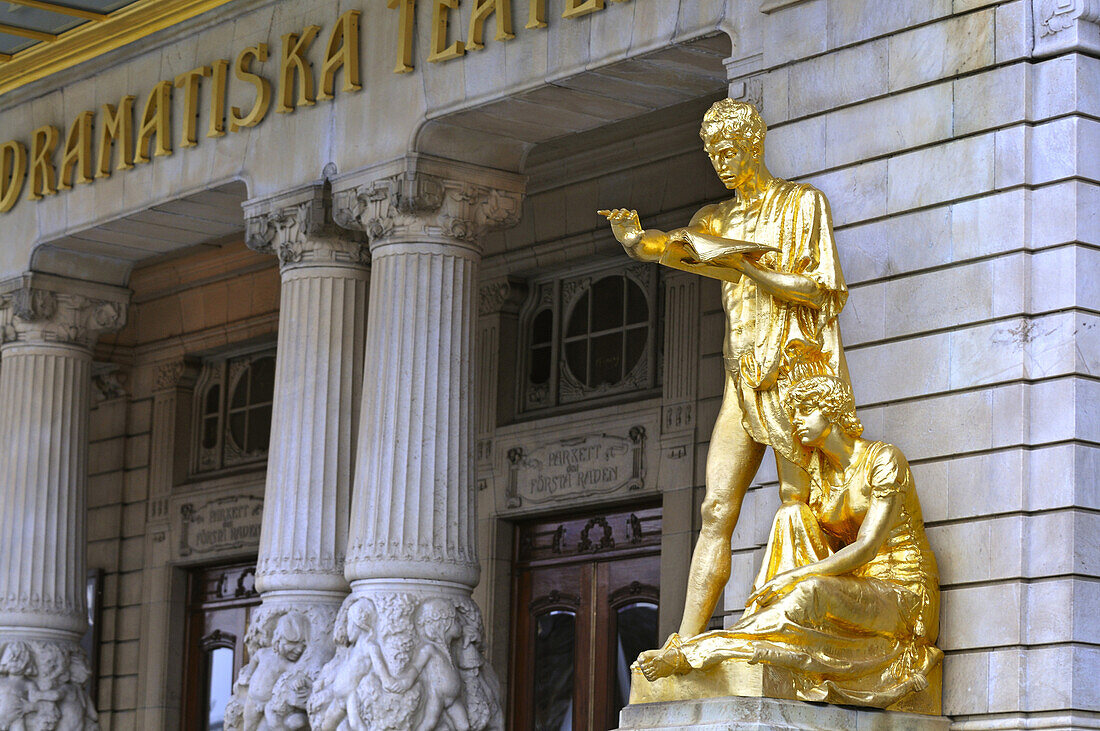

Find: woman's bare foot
<box><xmin>633</xmin><ymin>634</ymin><xmax>691</xmax><ymax>681</ymax></box>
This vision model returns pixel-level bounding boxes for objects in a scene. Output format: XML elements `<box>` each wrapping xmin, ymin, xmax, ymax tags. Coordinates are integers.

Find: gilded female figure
<box><xmin>636</xmin><ymin>354</ymin><xmax>941</xmax><ymax>708</ymax></box>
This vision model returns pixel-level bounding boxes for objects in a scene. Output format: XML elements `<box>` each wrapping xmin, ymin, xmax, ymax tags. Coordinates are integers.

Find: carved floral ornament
<box><xmin>0</xmin><ymin>279</ymin><xmax>128</xmax><ymax>347</ymax></box>
<box><xmin>245</xmin><ymin>192</ymin><xmax>369</xmax><ymax>267</ymax></box>
<box><xmin>332</xmin><ymin>170</ymin><xmax>523</xmax><ymax>246</ymax></box>
<box><xmin>1039</xmin><ymin>0</ymin><xmax>1100</xmax><ymax>35</ymax></box>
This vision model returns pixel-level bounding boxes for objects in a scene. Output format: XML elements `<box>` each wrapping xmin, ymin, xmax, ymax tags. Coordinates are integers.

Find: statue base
<box><xmin>616</xmin><ymin>695</ymin><xmax>950</xmax><ymax>730</ymax></box>
<box><xmin>628</xmin><ymin>659</ymin><xmax>941</xmax><ymax>716</ymax></box>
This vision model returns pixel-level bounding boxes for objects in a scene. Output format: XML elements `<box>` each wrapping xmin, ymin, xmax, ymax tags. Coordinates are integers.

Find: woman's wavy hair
<box><xmin>784</xmin><ymin>374</ymin><xmax>864</xmax><ymax>439</ymax></box>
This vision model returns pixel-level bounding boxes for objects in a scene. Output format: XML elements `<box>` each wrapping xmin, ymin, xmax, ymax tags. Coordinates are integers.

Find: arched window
<box><xmin>193</xmin><ymin>349</ymin><xmax>277</xmax><ymax>475</ymax></box>
<box><xmin>519</xmin><ymin>264</ymin><xmax>657</xmax><ymax>413</ymax></box>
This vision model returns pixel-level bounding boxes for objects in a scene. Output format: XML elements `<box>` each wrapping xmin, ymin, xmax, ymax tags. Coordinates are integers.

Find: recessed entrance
<box><xmin>510</xmin><ymin>505</ymin><xmax>661</xmax><ymax>730</ymax></box>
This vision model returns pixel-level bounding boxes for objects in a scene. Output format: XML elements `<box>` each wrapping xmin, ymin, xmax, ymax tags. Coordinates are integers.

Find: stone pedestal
<box><xmin>616</xmin><ymin>696</ymin><xmax>950</xmax><ymax>731</ymax></box>
<box><xmin>225</xmin><ymin>185</ymin><xmax>370</xmax><ymax>730</ymax></box>
<box><xmin>303</xmin><ymin>157</ymin><xmax>523</xmax><ymax>731</ymax></box>
<box><xmin>0</xmin><ymin>274</ymin><xmax>128</xmax><ymax>731</ymax></box>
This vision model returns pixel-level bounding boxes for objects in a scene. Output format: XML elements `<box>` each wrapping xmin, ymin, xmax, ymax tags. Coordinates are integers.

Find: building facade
<box><xmin>0</xmin><ymin>0</ymin><xmax>1096</xmax><ymax>728</ymax></box>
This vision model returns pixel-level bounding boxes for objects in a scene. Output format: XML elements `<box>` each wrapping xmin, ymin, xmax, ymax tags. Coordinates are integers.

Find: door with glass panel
<box><xmin>183</xmin><ymin>562</ymin><xmax>260</xmax><ymax>730</ymax></box>
<box><xmin>511</xmin><ymin>506</ymin><xmax>661</xmax><ymax>730</ymax></box>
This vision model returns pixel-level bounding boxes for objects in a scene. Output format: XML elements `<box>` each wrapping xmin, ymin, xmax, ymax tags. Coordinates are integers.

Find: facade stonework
<box><xmin>0</xmin><ymin>1</ymin><xmax>1095</xmax><ymax>729</ymax></box>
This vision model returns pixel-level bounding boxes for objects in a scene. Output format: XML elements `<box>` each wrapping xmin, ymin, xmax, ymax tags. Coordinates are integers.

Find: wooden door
<box><xmin>182</xmin><ymin>562</ymin><xmax>260</xmax><ymax>731</ymax></box>
<box><xmin>510</xmin><ymin>505</ymin><xmax>661</xmax><ymax>730</ymax></box>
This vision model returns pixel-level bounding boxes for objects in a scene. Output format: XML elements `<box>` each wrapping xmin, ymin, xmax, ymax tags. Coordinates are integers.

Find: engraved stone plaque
<box><xmin>176</xmin><ymin>494</ymin><xmax>264</xmax><ymax>557</ymax></box>
<box><xmin>505</xmin><ymin>426</ymin><xmax>647</xmax><ymax>508</ymax></box>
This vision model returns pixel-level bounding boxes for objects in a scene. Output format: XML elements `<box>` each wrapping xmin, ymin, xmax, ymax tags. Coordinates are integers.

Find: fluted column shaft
<box><xmin>0</xmin><ymin>275</ymin><xmax>127</xmax><ymax>731</ymax></box>
<box><xmin>345</xmin><ymin>239</ymin><xmax>479</xmax><ymax>587</ymax></box>
<box><xmin>303</xmin><ymin>159</ymin><xmax>523</xmax><ymax>731</ymax></box>
<box><xmin>0</xmin><ymin>341</ymin><xmax>92</xmax><ymax>638</ymax></box>
<box><xmin>225</xmin><ymin>188</ymin><xmax>370</xmax><ymax>731</ymax></box>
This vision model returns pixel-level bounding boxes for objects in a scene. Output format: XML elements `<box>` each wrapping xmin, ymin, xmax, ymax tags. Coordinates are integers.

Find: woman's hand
<box><xmin>747</xmin><ymin>566</ymin><xmax>812</xmax><ymax>607</ymax></box>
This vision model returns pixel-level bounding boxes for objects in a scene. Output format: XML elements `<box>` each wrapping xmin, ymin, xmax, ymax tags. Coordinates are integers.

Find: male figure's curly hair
<box><xmin>700</xmin><ymin>99</ymin><xmax>767</xmax><ymax>153</ymax></box>
<box><xmin>784</xmin><ymin>374</ymin><xmax>864</xmax><ymax>439</ymax></box>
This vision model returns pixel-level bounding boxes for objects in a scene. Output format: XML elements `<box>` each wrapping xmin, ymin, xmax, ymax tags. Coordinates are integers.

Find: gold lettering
<box><xmin>562</xmin><ymin>0</ymin><xmax>604</xmax><ymax>18</ymax></box>
<box><xmin>134</xmin><ymin>80</ymin><xmax>173</xmax><ymax>164</ymax></box>
<box><xmin>0</xmin><ymin>141</ymin><xmax>27</xmax><ymax>213</ymax></box>
<box><xmin>527</xmin><ymin>0</ymin><xmax>547</xmax><ymax>29</ymax></box>
<box><xmin>174</xmin><ymin>65</ymin><xmax>211</xmax><ymax>148</ymax></box>
<box><xmin>467</xmin><ymin>0</ymin><xmax>514</xmax><ymax>50</ymax></box>
<box><xmin>28</xmin><ymin>125</ymin><xmax>60</xmax><ymax>200</ymax></box>
<box><xmin>276</xmin><ymin>25</ymin><xmax>321</xmax><ymax>113</ymax></box>
<box><xmin>230</xmin><ymin>44</ymin><xmax>272</xmax><ymax>132</ymax></box>
<box><xmin>96</xmin><ymin>96</ymin><xmax>135</xmax><ymax>178</ymax></box>
<box><xmin>59</xmin><ymin>110</ymin><xmax>94</xmax><ymax>190</ymax></box>
<box><xmin>319</xmin><ymin>10</ymin><xmax>361</xmax><ymax>100</ymax></box>
<box><xmin>428</xmin><ymin>0</ymin><xmax>465</xmax><ymax>62</ymax></box>
<box><xmin>389</xmin><ymin>0</ymin><xmax>416</xmax><ymax>73</ymax></box>
<box><xmin>208</xmin><ymin>59</ymin><xmax>229</xmax><ymax>138</ymax></box>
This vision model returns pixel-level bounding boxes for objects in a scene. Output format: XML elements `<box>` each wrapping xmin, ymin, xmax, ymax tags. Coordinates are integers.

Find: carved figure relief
<box><xmin>0</xmin><ymin>641</ymin><xmax>98</xmax><ymax>731</ymax></box>
<box><xmin>308</xmin><ymin>593</ymin><xmax>501</xmax><ymax>731</ymax></box>
<box><xmin>226</xmin><ymin>605</ymin><xmax>336</xmax><ymax>731</ymax></box>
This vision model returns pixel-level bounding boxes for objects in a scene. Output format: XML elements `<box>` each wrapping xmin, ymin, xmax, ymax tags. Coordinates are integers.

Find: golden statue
<box><xmin>599</xmin><ymin>100</ymin><xmax>942</xmax><ymax>714</ymax></box>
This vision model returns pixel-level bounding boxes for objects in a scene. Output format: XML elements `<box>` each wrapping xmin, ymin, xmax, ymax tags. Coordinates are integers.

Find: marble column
<box><xmin>0</xmin><ymin>274</ymin><xmax>128</xmax><ymax>731</ymax></box>
<box><xmin>225</xmin><ymin>185</ymin><xmax>370</xmax><ymax>731</ymax></box>
<box><xmin>305</xmin><ymin>158</ymin><xmax>523</xmax><ymax>731</ymax></box>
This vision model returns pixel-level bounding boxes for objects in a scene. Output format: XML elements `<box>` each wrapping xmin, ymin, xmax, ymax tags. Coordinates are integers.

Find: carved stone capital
<box><xmin>244</xmin><ymin>184</ymin><xmax>369</xmax><ymax>268</ymax></box>
<box><xmin>478</xmin><ymin>277</ymin><xmax>527</xmax><ymax>316</ymax></box>
<box><xmin>0</xmin><ymin>274</ymin><xmax>129</xmax><ymax>349</ymax></box>
<box><xmin>332</xmin><ymin>156</ymin><xmax>525</xmax><ymax>250</ymax></box>
<box><xmin>1034</xmin><ymin>0</ymin><xmax>1100</xmax><ymax>55</ymax></box>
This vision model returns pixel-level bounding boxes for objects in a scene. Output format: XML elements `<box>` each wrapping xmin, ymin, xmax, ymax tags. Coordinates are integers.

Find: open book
<box><xmin>661</xmin><ymin>230</ymin><xmax>779</xmax><ymax>283</ymax></box>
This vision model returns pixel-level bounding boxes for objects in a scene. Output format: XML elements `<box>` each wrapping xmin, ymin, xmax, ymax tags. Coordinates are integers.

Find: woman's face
<box><xmin>791</xmin><ymin>402</ymin><xmax>832</xmax><ymax>448</ymax></box>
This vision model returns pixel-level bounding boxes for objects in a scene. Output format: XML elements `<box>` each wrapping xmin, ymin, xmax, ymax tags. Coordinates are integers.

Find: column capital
<box><xmin>331</xmin><ymin>155</ymin><xmax>525</xmax><ymax>250</ymax></box>
<box><xmin>478</xmin><ymin>277</ymin><xmax>527</xmax><ymax>317</ymax></box>
<box><xmin>0</xmin><ymin>273</ymin><xmax>129</xmax><ymax>349</ymax></box>
<box><xmin>244</xmin><ymin>183</ymin><xmax>369</xmax><ymax>269</ymax></box>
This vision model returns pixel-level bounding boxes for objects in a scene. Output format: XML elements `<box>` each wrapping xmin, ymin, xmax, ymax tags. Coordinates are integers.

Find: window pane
<box><xmin>202</xmin><ymin>416</ymin><xmax>219</xmax><ymax>450</ymax></box>
<box><xmin>250</xmin><ymin>357</ymin><xmax>276</xmax><ymax>403</ymax></box>
<box><xmin>530</xmin><ymin>345</ymin><xmax>552</xmax><ymax>385</ymax></box>
<box><xmin>206</xmin><ymin>646</ymin><xmax>234</xmax><ymax>731</ymax></box>
<box><xmin>532</xmin><ymin>309</ymin><xmax>553</xmax><ymax>346</ymax></box>
<box><xmin>246</xmin><ymin>405</ymin><xmax>273</xmax><ymax>453</ymax></box>
<box><xmin>613</xmin><ymin>602</ymin><xmax>658</xmax><ymax>722</ymax></box>
<box><xmin>590</xmin><ymin>332</ymin><xmax>624</xmax><ymax>387</ymax></box>
<box><xmin>626</xmin><ymin>279</ymin><xmax>649</xmax><ymax>325</ymax></box>
<box><xmin>625</xmin><ymin>328</ymin><xmax>648</xmax><ymax>376</ymax></box>
<box><xmin>534</xmin><ymin>611</ymin><xmax>575</xmax><ymax>731</ymax></box>
<box><xmin>230</xmin><ymin>371</ymin><xmax>249</xmax><ymax>409</ymax></box>
<box><xmin>564</xmin><ymin>341</ymin><xmax>588</xmax><ymax>385</ymax></box>
<box><xmin>204</xmin><ymin>384</ymin><xmax>221</xmax><ymax>416</ymax></box>
<box><xmin>566</xmin><ymin>293</ymin><xmax>589</xmax><ymax>338</ymax></box>
<box><xmin>591</xmin><ymin>277</ymin><xmax>624</xmax><ymax>332</ymax></box>
<box><xmin>228</xmin><ymin>412</ymin><xmax>247</xmax><ymax>451</ymax></box>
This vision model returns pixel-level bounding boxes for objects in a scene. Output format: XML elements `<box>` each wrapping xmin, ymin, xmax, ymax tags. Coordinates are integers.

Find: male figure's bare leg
<box><xmin>677</xmin><ymin>370</ymin><xmax>765</xmax><ymax>638</ymax></box>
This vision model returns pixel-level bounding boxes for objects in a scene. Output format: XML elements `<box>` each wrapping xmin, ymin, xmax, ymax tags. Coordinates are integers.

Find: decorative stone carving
<box><xmin>1034</xmin><ymin>0</ymin><xmax>1100</xmax><ymax>55</ymax></box>
<box><xmin>91</xmin><ymin>364</ymin><xmax>127</xmax><ymax>402</ymax></box>
<box><xmin>309</xmin><ymin>593</ymin><xmax>502</xmax><ymax>731</ymax></box>
<box><xmin>245</xmin><ymin>186</ymin><xmax>369</xmax><ymax>267</ymax></box>
<box><xmin>0</xmin><ymin>277</ymin><xmax>128</xmax><ymax>348</ymax></box>
<box><xmin>0</xmin><ymin>639</ymin><xmax>98</xmax><ymax>731</ymax></box>
<box><xmin>332</xmin><ymin>164</ymin><xmax>522</xmax><ymax>247</ymax></box>
<box><xmin>225</xmin><ymin>605</ymin><xmax>337</xmax><ymax>731</ymax></box>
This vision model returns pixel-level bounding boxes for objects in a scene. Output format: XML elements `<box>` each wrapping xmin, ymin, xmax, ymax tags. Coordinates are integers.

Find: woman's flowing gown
<box><xmin>676</xmin><ymin>441</ymin><xmax>941</xmax><ymax>707</ymax></box>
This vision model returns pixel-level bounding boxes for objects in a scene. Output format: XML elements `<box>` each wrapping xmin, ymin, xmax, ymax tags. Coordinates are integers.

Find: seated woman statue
<box><xmin>636</xmin><ymin>359</ymin><xmax>942</xmax><ymax>708</ymax></box>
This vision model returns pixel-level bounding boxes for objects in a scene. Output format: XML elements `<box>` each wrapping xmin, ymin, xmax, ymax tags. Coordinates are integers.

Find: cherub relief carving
<box><xmin>0</xmin><ymin>642</ymin><xmax>98</xmax><ymax>731</ymax></box>
<box><xmin>227</xmin><ymin>610</ymin><xmax>311</xmax><ymax>731</ymax></box>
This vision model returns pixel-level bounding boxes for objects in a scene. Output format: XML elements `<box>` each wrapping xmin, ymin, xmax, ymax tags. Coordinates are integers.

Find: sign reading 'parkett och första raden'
<box><xmin>0</xmin><ymin>0</ymin><xmax>627</xmax><ymax>215</ymax></box>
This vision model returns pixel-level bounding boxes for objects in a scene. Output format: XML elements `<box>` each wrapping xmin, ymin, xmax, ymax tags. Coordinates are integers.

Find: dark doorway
<box><xmin>510</xmin><ymin>505</ymin><xmax>661</xmax><ymax>730</ymax></box>
<box><xmin>182</xmin><ymin>562</ymin><xmax>260</xmax><ymax>731</ymax></box>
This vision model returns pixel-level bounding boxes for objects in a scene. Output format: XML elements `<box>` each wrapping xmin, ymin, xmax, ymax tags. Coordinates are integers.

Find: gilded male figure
<box><xmin>601</xmin><ymin>100</ymin><xmax>851</xmax><ymax>638</ymax></box>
